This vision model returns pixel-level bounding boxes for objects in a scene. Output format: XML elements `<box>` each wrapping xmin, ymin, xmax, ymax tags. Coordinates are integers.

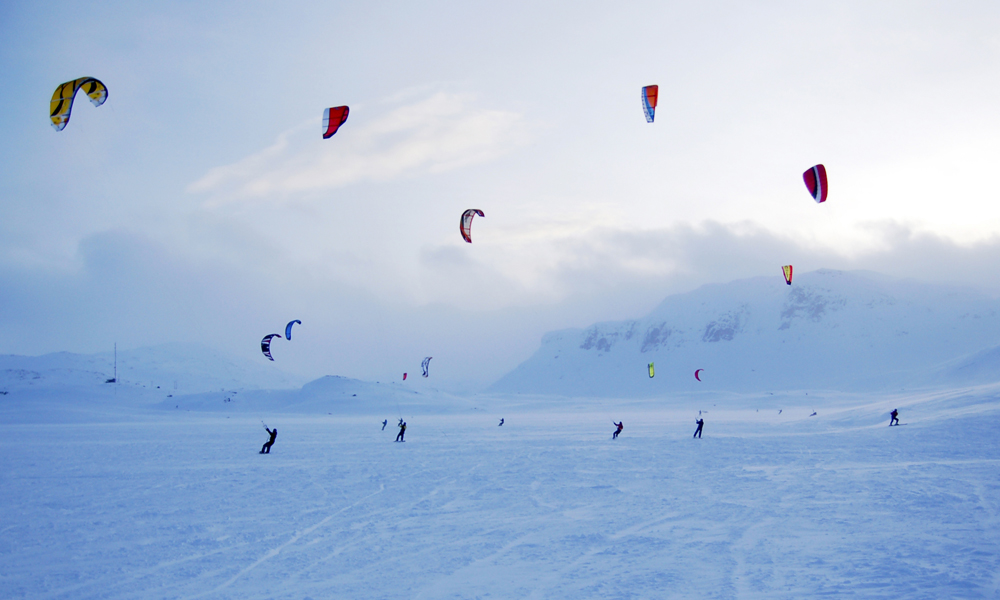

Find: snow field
<box><xmin>1</xmin><ymin>390</ymin><xmax>999</xmax><ymax>599</ymax></box>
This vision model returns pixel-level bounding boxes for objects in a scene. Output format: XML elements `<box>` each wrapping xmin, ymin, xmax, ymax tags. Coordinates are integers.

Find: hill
<box><xmin>0</xmin><ymin>342</ymin><xmax>303</xmax><ymax>395</ymax></box>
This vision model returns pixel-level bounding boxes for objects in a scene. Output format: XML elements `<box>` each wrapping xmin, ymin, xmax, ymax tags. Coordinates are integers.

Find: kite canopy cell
<box><xmin>648</xmin><ymin>362</ymin><xmax>654</xmax><ymax>378</ymax></box>
<box><xmin>782</xmin><ymin>265</ymin><xmax>793</xmax><ymax>286</ymax></box>
<box><xmin>261</xmin><ymin>334</ymin><xmax>282</xmax><ymax>361</ymax></box>
<box><xmin>803</xmin><ymin>164</ymin><xmax>828</xmax><ymax>203</ymax></box>
<box><xmin>285</xmin><ymin>320</ymin><xmax>301</xmax><ymax>340</ymax></box>
<box><xmin>460</xmin><ymin>210</ymin><xmax>484</xmax><ymax>243</ymax></box>
<box><xmin>642</xmin><ymin>85</ymin><xmax>658</xmax><ymax>123</ymax></box>
<box><xmin>50</xmin><ymin>77</ymin><xmax>108</xmax><ymax>131</ymax></box>
<box><xmin>322</xmin><ymin>106</ymin><xmax>349</xmax><ymax>139</ymax></box>
<box><xmin>421</xmin><ymin>356</ymin><xmax>432</xmax><ymax>378</ymax></box>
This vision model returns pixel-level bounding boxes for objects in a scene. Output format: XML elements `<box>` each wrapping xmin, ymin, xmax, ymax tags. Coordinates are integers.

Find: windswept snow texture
<box><xmin>2</xmin><ymin>380</ymin><xmax>1000</xmax><ymax>598</ymax></box>
<box><xmin>493</xmin><ymin>269</ymin><xmax>1000</xmax><ymax>396</ymax></box>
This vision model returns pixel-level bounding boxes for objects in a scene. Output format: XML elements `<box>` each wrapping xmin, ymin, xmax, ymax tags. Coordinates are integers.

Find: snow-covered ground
<box><xmin>3</xmin><ymin>379</ymin><xmax>1000</xmax><ymax>599</ymax></box>
<box><xmin>0</xmin><ymin>343</ymin><xmax>305</xmax><ymax>394</ymax></box>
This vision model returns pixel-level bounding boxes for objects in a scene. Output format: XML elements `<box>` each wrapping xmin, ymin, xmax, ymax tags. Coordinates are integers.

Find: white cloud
<box><xmin>409</xmin><ymin>219</ymin><xmax>1000</xmax><ymax>318</ymax></box>
<box><xmin>188</xmin><ymin>92</ymin><xmax>529</xmax><ymax>205</ymax></box>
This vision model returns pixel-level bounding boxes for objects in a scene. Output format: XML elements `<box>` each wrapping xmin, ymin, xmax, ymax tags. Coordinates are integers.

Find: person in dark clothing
<box><xmin>260</xmin><ymin>427</ymin><xmax>277</xmax><ymax>454</ymax></box>
<box><xmin>889</xmin><ymin>409</ymin><xmax>899</xmax><ymax>426</ymax></box>
<box><xmin>499</xmin><ymin>418</ymin><xmax>504</xmax><ymax>426</ymax></box>
<box><xmin>613</xmin><ymin>421</ymin><xmax>623</xmax><ymax>439</ymax></box>
<box><xmin>382</xmin><ymin>419</ymin><xmax>388</xmax><ymax>431</ymax></box>
<box><xmin>693</xmin><ymin>418</ymin><xmax>703</xmax><ymax>439</ymax></box>
<box><xmin>395</xmin><ymin>421</ymin><xmax>406</xmax><ymax>442</ymax></box>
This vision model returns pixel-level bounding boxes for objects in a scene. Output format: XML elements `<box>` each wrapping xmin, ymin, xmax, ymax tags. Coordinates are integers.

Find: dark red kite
<box><xmin>323</xmin><ymin>106</ymin><xmax>349</xmax><ymax>139</ymax></box>
<box><xmin>803</xmin><ymin>164</ymin><xmax>828</xmax><ymax>203</ymax></box>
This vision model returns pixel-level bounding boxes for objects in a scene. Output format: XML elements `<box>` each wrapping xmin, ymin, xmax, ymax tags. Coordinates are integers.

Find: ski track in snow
<box><xmin>192</xmin><ymin>484</ymin><xmax>386</xmax><ymax>599</ymax></box>
<box><xmin>1</xmin><ymin>391</ymin><xmax>1000</xmax><ymax>599</ymax></box>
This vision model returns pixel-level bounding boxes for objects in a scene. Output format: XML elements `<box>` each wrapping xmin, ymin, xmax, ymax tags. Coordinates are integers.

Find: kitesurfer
<box><xmin>382</xmin><ymin>419</ymin><xmax>388</xmax><ymax>431</ymax></box>
<box><xmin>613</xmin><ymin>421</ymin><xmax>623</xmax><ymax>439</ymax></box>
<box><xmin>499</xmin><ymin>418</ymin><xmax>504</xmax><ymax>426</ymax></box>
<box><xmin>260</xmin><ymin>427</ymin><xmax>277</xmax><ymax>454</ymax></box>
<box><xmin>890</xmin><ymin>409</ymin><xmax>899</xmax><ymax>426</ymax></box>
<box><xmin>396</xmin><ymin>421</ymin><xmax>406</xmax><ymax>442</ymax></box>
<box><xmin>693</xmin><ymin>418</ymin><xmax>704</xmax><ymax>439</ymax></box>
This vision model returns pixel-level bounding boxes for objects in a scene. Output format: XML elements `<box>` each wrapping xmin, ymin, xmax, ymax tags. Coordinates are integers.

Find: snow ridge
<box><xmin>0</xmin><ymin>342</ymin><xmax>302</xmax><ymax>394</ymax></box>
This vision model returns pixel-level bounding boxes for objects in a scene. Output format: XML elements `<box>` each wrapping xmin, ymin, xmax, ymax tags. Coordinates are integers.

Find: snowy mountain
<box><xmin>0</xmin><ymin>342</ymin><xmax>303</xmax><ymax>394</ymax></box>
<box><xmin>492</xmin><ymin>269</ymin><xmax>1000</xmax><ymax>396</ymax></box>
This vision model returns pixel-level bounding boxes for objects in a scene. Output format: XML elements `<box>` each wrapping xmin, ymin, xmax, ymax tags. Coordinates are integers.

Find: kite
<box><xmin>285</xmin><ymin>320</ymin><xmax>301</xmax><ymax>340</ymax></box>
<box><xmin>460</xmin><ymin>210</ymin><xmax>484</xmax><ymax>243</ymax></box>
<box><xmin>261</xmin><ymin>334</ymin><xmax>282</xmax><ymax>361</ymax></box>
<box><xmin>642</xmin><ymin>85</ymin><xmax>658</xmax><ymax>123</ymax></box>
<box><xmin>50</xmin><ymin>77</ymin><xmax>108</xmax><ymax>131</ymax></box>
<box><xmin>421</xmin><ymin>356</ymin><xmax>432</xmax><ymax>378</ymax></box>
<box><xmin>322</xmin><ymin>106</ymin><xmax>349</xmax><ymax>139</ymax></box>
<box><xmin>782</xmin><ymin>265</ymin><xmax>793</xmax><ymax>285</ymax></box>
<box><xmin>648</xmin><ymin>362</ymin><xmax>654</xmax><ymax>378</ymax></box>
<box><xmin>403</xmin><ymin>373</ymin><xmax>408</xmax><ymax>381</ymax></box>
<box><xmin>694</xmin><ymin>369</ymin><xmax>704</xmax><ymax>382</ymax></box>
<box><xmin>803</xmin><ymin>164</ymin><xmax>828</xmax><ymax>203</ymax></box>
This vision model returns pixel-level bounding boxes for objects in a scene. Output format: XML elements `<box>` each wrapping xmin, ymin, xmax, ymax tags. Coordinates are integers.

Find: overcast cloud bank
<box><xmin>3</xmin><ymin>220</ymin><xmax>1000</xmax><ymax>390</ymax></box>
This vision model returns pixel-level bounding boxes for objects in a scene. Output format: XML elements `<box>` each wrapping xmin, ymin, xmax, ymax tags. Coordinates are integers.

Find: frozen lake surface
<box><xmin>2</xmin><ymin>387</ymin><xmax>1000</xmax><ymax>599</ymax></box>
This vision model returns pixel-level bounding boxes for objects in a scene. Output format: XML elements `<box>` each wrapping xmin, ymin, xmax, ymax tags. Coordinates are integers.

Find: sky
<box><xmin>2</xmin><ymin>1</ymin><xmax>1000</xmax><ymax>389</ymax></box>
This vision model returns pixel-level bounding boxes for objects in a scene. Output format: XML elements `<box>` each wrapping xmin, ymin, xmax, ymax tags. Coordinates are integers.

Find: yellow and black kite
<box><xmin>50</xmin><ymin>77</ymin><xmax>108</xmax><ymax>131</ymax></box>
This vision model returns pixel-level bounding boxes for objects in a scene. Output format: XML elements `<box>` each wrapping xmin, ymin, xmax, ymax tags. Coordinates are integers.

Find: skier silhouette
<box><xmin>693</xmin><ymin>418</ymin><xmax>703</xmax><ymax>439</ymax></box>
<box><xmin>613</xmin><ymin>421</ymin><xmax>623</xmax><ymax>439</ymax></box>
<box><xmin>889</xmin><ymin>409</ymin><xmax>899</xmax><ymax>426</ymax></box>
<box><xmin>395</xmin><ymin>421</ymin><xmax>406</xmax><ymax>442</ymax></box>
<box><xmin>499</xmin><ymin>418</ymin><xmax>504</xmax><ymax>426</ymax></box>
<box><xmin>260</xmin><ymin>427</ymin><xmax>277</xmax><ymax>454</ymax></box>
<box><xmin>382</xmin><ymin>419</ymin><xmax>388</xmax><ymax>431</ymax></box>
